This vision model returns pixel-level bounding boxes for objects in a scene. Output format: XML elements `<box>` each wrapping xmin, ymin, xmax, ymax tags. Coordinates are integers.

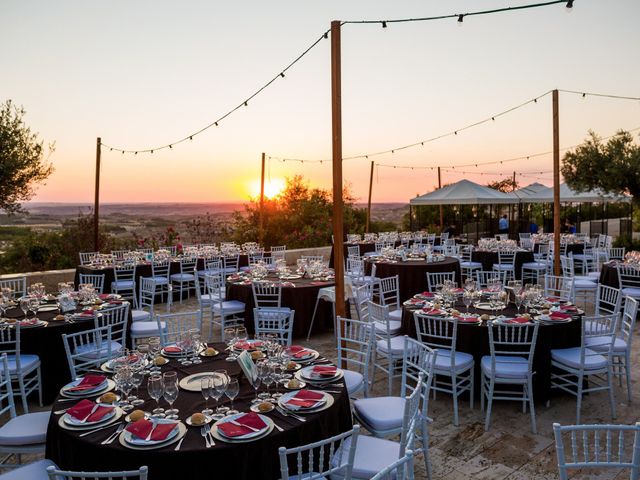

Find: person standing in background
<box><xmin>498</xmin><ymin>214</ymin><xmax>509</xmax><ymax>235</ymax></box>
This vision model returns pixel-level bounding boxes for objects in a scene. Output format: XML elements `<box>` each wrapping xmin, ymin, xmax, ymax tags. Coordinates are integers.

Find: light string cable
<box><xmin>376</xmin><ymin>125</ymin><xmax>640</xmax><ymax>172</ymax></box>
<box><xmin>100</xmin><ymin>29</ymin><xmax>331</xmax><ymax>154</ymax></box>
<box><xmin>269</xmin><ymin>90</ymin><xmax>553</xmax><ymax>164</ymax></box>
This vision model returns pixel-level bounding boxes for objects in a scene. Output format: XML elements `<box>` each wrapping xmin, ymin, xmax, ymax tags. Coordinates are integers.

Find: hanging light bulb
<box><xmin>565</xmin><ymin>0</ymin><xmax>574</xmax><ymax>13</ymax></box>
<box><xmin>457</xmin><ymin>14</ymin><xmax>464</xmax><ymax>26</ymax></box>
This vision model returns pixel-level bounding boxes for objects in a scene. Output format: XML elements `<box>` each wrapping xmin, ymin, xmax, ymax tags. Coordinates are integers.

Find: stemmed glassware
<box><xmin>162</xmin><ymin>371</ymin><xmax>179</xmax><ymax>420</ymax></box>
<box><xmin>211</xmin><ymin>371</ymin><xmax>228</xmax><ymax>419</ymax></box>
<box><xmin>28</xmin><ymin>297</ymin><xmax>39</xmax><ymax>320</ymax></box>
<box><xmin>249</xmin><ymin>369</ymin><xmax>262</xmax><ymax>404</ymax></box>
<box><xmin>225</xmin><ymin>377</ymin><xmax>239</xmax><ymax>415</ymax></box>
<box><xmin>114</xmin><ymin>365</ymin><xmax>133</xmax><ymax>412</ymax></box>
<box><xmin>462</xmin><ymin>290</ymin><xmax>473</xmax><ymax>314</ymax></box>
<box><xmin>514</xmin><ymin>289</ymin><xmax>524</xmax><ymax>314</ymax></box>
<box><xmin>225</xmin><ymin>328</ymin><xmax>239</xmax><ymax>362</ymax></box>
<box><xmin>201</xmin><ymin>376</ymin><xmax>213</xmax><ymax>416</ymax></box>
<box><xmin>148</xmin><ymin>338</ymin><xmax>162</xmax><ymax>373</ymax></box>
<box><xmin>19</xmin><ymin>297</ymin><xmax>29</xmax><ymax>319</ymax></box>
<box><xmin>257</xmin><ymin>362</ymin><xmax>272</xmax><ymax>400</ymax></box>
<box><xmin>147</xmin><ymin>374</ymin><xmax>165</xmax><ymax>417</ymax></box>
<box><xmin>128</xmin><ymin>362</ymin><xmax>146</xmax><ymax>406</ymax></box>
<box><xmin>190</xmin><ymin>329</ymin><xmax>202</xmax><ymax>364</ymax></box>
<box><xmin>178</xmin><ymin>332</ymin><xmax>193</xmax><ymax>366</ymax></box>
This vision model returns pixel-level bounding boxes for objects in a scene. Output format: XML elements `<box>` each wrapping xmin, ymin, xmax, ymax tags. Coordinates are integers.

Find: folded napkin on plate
<box><xmin>126</xmin><ymin>419</ymin><xmax>177</xmax><ymax>441</ymax></box>
<box><xmin>78</xmin><ymin>311</ymin><xmax>95</xmax><ymax>317</ymax></box>
<box><xmin>67</xmin><ymin>399</ymin><xmax>113</xmax><ymax>422</ymax></box>
<box><xmin>420</xmin><ymin>292</ymin><xmax>435</xmax><ymax>298</ymax></box>
<box><xmin>292</xmin><ymin>349</ymin><xmax>312</xmax><ymax>358</ymax></box>
<box><xmin>550</xmin><ymin>312</ymin><xmax>572</xmax><ymax>320</ymax></box>
<box><xmin>286</xmin><ymin>390</ymin><xmax>325</xmax><ymax>409</ymax></box>
<box><xmin>406</xmin><ymin>298</ymin><xmax>425</xmax><ymax>304</ymax></box>
<box><xmin>67</xmin><ymin>374</ymin><xmax>106</xmax><ymax>392</ymax></box>
<box><xmin>234</xmin><ymin>341</ymin><xmax>262</xmax><ymax>350</ymax></box>
<box><xmin>310</xmin><ymin>281</ymin><xmax>331</xmax><ymax>286</ymax></box>
<box><xmin>312</xmin><ymin>366</ymin><xmax>337</xmax><ymax>377</ymax></box>
<box><xmin>217</xmin><ymin>412</ymin><xmax>267</xmax><ymax>437</ymax></box>
<box><xmin>560</xmin><ymin>305</ymin><xmax>578</xmax><ymax>312</ymax></box>
<box><xmin>456</xmin><ymin>316</ymin><xmax>479</xmax><ymax>323</ymax></box>
<box><xmin>506</xmin><ymin>317</ymin><xmax>530</xmax><ymax>324</ymax></box>
<box><xmin>98</xmin><ymin>294</ymin><xmax>110</xmax><ymax>300</ymax></box>
<box><xmin>108</xmin><ymin>300</ymin><xmax>124</xmax><ymax>305</ymax></box>
<box><xmin>452</xmin><ymin>288</ymin><xmax>464</xmax><ymax>294</ymax></box>
<box><xmin>19</xmin><ymin>318</ymin><xmax>39</xmax><ymax>325</ymax></box>
<box><xmin>545</xmin><ymin>296</ymin><xmax>561</xmax><ymax>303</ymax></box>
<box><xmin>422</xmin><ymin>309</ymin><xmax>443</xmax><ymax>316</ymax></box>
<box><xmin>289</xmin><ymin>345</ymin><xmax>305</xmax><ymax>352</ymax></box>
<box><xmin>163</xmin><ymin>346</ymin><xmax>182</xmax><ymax>353</ymax></box>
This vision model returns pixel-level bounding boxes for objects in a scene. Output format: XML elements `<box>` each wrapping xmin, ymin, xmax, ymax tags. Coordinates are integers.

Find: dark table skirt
<box><xmin>599</xmin><ymin>264</ymin><xmax>619</xmax><ymax>288</ymax></box>
<box><xmin>367</xmin><ymin>257</ymin><xmax>461</xmax><ymax>302</ymax></box>
<box><xmin>401</xmin><ymin>306</ymin><xmax>581</xmax><ymax>402</ymax></box>
<box><xmin>226</xmin><ymin>280</ymin><xmax>337</xmax><ymax>338</ymax></box>
<box><xmin>471</xmin><ymin>251</ymin><xmax>535</xmax><ymax>281</ymax></box>
<box><xmin>46</xmin><ymin>343</ymin><xmax>353</xmax><ymax>480</ymax></box>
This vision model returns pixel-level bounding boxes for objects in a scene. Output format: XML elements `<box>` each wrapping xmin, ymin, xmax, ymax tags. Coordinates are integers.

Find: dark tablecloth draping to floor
<box><xmin>366</xmin><ymin>257</ymin><xmax>461</xmax><ymax>302</ymax></box>
<box><xmin>599</xmin><ymin>263</ymin><xmax>619</xmax><ymax>288</ymax></box>
<box><xmin>401</xmin><ymin>303</ymin><xmax>582</xmax><ymax>402</ymax></box>
<box><xmin>46</xmin><ymin>343</ymin><xmax>353</xmax><ymax>480</ymax></box>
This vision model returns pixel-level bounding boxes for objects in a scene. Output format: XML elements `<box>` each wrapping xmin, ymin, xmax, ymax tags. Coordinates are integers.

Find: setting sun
<box><xmin>248</xmin><ymin>178</ymin><xmax>286</xmax><ymax>199</ymax></box>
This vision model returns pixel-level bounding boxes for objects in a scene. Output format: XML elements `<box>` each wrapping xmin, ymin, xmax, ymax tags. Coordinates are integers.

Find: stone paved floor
<box><xmin>10</xmin><ymin>297</ymin><xmax>639</xmax><ymax>479</ymax></box>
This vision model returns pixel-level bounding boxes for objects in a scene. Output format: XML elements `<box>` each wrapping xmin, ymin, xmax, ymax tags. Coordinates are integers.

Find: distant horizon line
<box><xmin>24</xmin><ymin>201</ymin><xmax>409</xmax><ymax>206</ymax></box>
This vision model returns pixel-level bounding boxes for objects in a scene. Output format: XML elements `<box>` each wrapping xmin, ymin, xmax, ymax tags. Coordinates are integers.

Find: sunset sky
<box><xmin>2</xmin><ymin>0</ymin><xmax>639</xmax><ymax>204</ymax></box>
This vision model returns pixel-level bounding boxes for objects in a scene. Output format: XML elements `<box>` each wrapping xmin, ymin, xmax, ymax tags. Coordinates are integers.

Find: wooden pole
<box><xmin>366</xmin><ymin>161</ymin><xmax>374</xmax><ymax>233</ymax></box>
<box><xmin>259</xmin><ymin>152</ymin><xmax>266</xmax><ymax>245</ymax></box>
<box><xmin>552</xmin><ymin>89</ymin><xmax>561</xmax><ymax>276</ymax></box>
<box><xmin>94</xmin><ymin>137</ymin><xmax>101</xmax><ymax>252</ymax></box>
<box><xmin>438</xmin><ymin>166</ymin><xmax>443</xmax><ymax>230</ymax></box>
<box><xmin>331</xmin><ymin>20</ymin><xmax>346</xmax><ymax>323</ymax></box>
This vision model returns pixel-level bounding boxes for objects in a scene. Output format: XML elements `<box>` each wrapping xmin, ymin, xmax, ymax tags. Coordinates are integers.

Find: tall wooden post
<box><xmin>259</xmin><ymin>152</ymin><xmax>266</xmax><ymax>245</ymax></box>
<box><xmin>94</xmin><ymin>137</ymin><xmax>101</xmax><ymax>252</ymax></box>
<box><xmin>438</xmin><ymin>166</ymin><xmax>443</xmax><ymax>230</ymax></box>
<box><xmin>552</xmin><ymin>89</ymin><xmax>561</xmax><ymax>275</ymax></box>
<box><xmin>331</xmin><ymin>20</ymin><xmax>346</xmax><ymax>323</ymax></box>
<box><xmin>366</xmin><ymin>161</ymin><xmax>374</xmax><ymax>233</ymax></box>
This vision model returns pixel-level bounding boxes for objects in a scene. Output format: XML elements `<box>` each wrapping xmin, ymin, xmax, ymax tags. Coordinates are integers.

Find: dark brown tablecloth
<box><xmin>46</xmin><ymin>344</ymin><xmax>353</xmax><ymax>480</ymax></box>
<box><xmin>4</xmin><ymin>305</ymin><xmax>96</xmax><ymax>403</ymax></box>
<box><xmin>226</xmin><ymin>277</ymin><xmax>337</xmax><ymax>338</ymax></box>
<box><xmin>599</xmin><ymin>264</ymin><xmax>619</xmax><ymax>288</ymax></box>
<box><xmin>367</xmin><ymin>257</ymin><xmax>461</xmax><ymax>302</ymax></box>
<box><xmin>471</xmin><ymin>251</ymin><xmax>535</xmax><ymax>281</ymax></box>
<box><xmin>401</xmin><ymin>304</ymin><xmax>581</xmax><ymax>401</ymax></box>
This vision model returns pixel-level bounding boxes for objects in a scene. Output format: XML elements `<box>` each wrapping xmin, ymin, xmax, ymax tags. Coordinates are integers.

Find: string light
<box><xmin>382</xmin><ymin>21</ymin><xmax>387</xmax><ymax>28</ymax></box>
<box><xmin>457</xmin><ymin>14</ymin><xmax>464</xmax><ymax>24</ymax></box>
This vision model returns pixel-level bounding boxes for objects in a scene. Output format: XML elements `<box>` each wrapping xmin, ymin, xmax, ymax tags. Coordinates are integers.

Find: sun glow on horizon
<box><xmin>248</xmin><ymin>178</ymin><xmax>286</xmax><ymax>200</ymax></box>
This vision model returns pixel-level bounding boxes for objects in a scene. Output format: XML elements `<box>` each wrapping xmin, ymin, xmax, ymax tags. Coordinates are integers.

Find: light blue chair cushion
<box><xmin>354</xmin><ymin>396</ymin><xmax>405</xmax><ymax>431</ymax></box>
<box><xmin>461</xmin><ymin>261</ymin><xmax>482</xmax><ymax>268</ymax></box>
<box><xmin>131</xmin><ymin>310</ymin><xmax>151</xmax><ymax>322</ymax></box>
<box><xmin>0</xmin><ymin>411</ymin><xmax>50</xmax><ymax>445</ymax></box>
<box><xmin>376</xmin><ymin>336</ymin><xmax>406</xmax><ymax>356</ymax></box>
<box><xmin>575</xmin><ymin>280</ymin><xmax>597</xmax><ymax>289</ymax></box>
<box><xmin>388</xmin><ymin>309</ymin><xmax>403</xmax><ymax>322</ymax></box>
<box><xmin>622</xmin><ymin>287</ymin><xmax>640</xmax><ymax>298</ymax></box>
<box><xmin>131</xmin><ymin>321</ymin><xmax>166</xmax><ymax>337</ymax></box>
<box><xmin>373</xmin><ymin>320</ymin><xmax>402</xmax><ymax>336</ymax></box>
<box><xmin>585</xmin><ymin>336</ymin><xmax>626</xmax><ymax>353</ymax></box>
<box><xmin>522</xmin><ymin>262</ymin><xmax>547</xmax><ymax>269</ymax></box>
<box><xmin>434</xmin><ymin>350</ymin><xmax>474</xmax><ymax>374</ymax></box>
<box><xmin>150</xmin><ymin>276</ymin><xmax>169</xmax><ymax>285</ymax></box>
<box><xmin>481</xmin><ymin>355</ymin><xmax>529</xmax><ymax>379</ymax></box>
<box><xmin>170</xmin><ymin>273</ymin><xmax>195</xmax><ymax>281</ymax></box>
<box><xmin>343</xmin><ymin>370</ymin><xmax>364</xmax><ymax>395</ymax></box>
<box><xmin>0</xmin><ymin>459</ymin><xmax>57</xmax><ymax>480</ymax></box>
<box><xmin>5</xmin><ymin>354</ymin><xmax>39</xmax><ymax>374</ymax></box>
<box><xmin>111</xmin><ymin>280</ymin><xmax>134</xmax><ymax>290</ymax></box>
<box><xmin>332</xmin><ymin>435</ymin><xmax>400</xmax><ymax>478</ymax></box>
<box><xmin>212</xmin><ymin>300</ymin><xmax>245</xmax><ymax>314</ymax></box>
<box><xmin>76</xmin><ymin>341</ymin><xmax>123</xmax><ymax>359</ymax></box>
<box><xmin>551</xmin><ymin>347</ymin><xmax>608</xmax><ymax>370</ymax></box>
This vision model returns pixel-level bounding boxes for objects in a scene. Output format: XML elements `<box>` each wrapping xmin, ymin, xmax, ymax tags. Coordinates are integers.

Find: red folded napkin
<box><xmin>163</xmin><ymin>346</ymin><xmax>182</xmax><ymax>353</ymax></box>
<box><xmin>423</xmin><ymin>309</ymin><xmax>443</xmax><ymax>316</ymax></box>
<box><xmin>19</xmin><ymin>318</ymin><xmax>38</xmax><ymax>325</ymax></box>
<box><xmin>98</xmin><ymin>294</ymin><xmax>110</xmax><ymax>299</ymax></box>
<box><xmin>550</xmin><ymin>312</ymin><xmax>572</xmax><ymax>320</ymax></box>
<box><xmin>79</xmin><ymin>311</ymin><xmax>95</xmax><ymax>317</ymax></box>
<box><xmin>452</xmin><ymin>288</ymin><xmax>464</xmax><ymax>294</ymax></box>
<box><xmin>67</xmin><ymin>375</ymin><xmax>106</xmax><ymax>392</ymax></box>
<box><xmin>545</xmin><ymin>296</ymin><xmax>561</xmax><ymax>303</ymax></box>
<box><xmin>293</xmin><ymin>349</ymin><xmax>312</xmax><ymax>358</ymax></box>
<box><xmin>289</xmin><ymin>345</ymin><xmax>305</xmax><ymax>352</ymax></box>
<box><xmin>126</xmin><ymin>419</ymin><xmax>178</xmax><ymax>441</ymax></box>
<box><xmin>506</xmin><ymin>317</ymin><xmax>530</xmax><ymax>324</ymax></box>
<box><xmin>560</xmin><ymin>305</ymin><xmax>578</xmax><ymax>312</ymax></box>
<box><xmin>287</xmin><ymin>389</ymin><xmax>325</xmax><ymax>408</ymax></box>
<box><xmin>457</xmin><ymin>316</ymin><xmax>479</xmax><ymax>323</ymax></box>
<box><xmin>420</xmin><ymin>292</ymin><xmax>435</xmax><ymax>297</ymax></box>
<box><xmin>312</xmin><ymin>366</ymin><xmax>337</xmax><ymax>377</ymax></box>
<box><xmin>67</xmin><ymin>399</ymin><xmax>113</xmax><ymax>422</ymax></box>
<box><xmin>217</xmin><ymin>412</ymin><xmax>267</xmax><ymax>437</ymax></box>
<box><xmin>108</xmin><ymin>300</ymin><xmax>124</xmax><ymax>305</ymax></box>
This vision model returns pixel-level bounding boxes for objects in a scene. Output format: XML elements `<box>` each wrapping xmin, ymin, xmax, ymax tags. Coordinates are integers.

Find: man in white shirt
<box><xmin>498</xmin><ymin>214</ymin><xmax>509</xmax><ymax>235</ymax></box>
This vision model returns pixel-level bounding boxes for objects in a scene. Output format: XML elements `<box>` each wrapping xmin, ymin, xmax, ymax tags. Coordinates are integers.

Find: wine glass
<box><xmin>225</xmin><ymin>328</ymin><xmax>238</xmax><ymax>362</ymax></box>
<box><xmin>201</xmin><ymin>376</ymin><xmax>213</xmax><ymax>416</ymax></box>
<box><xmin>514</xmin><ymin>289</ymin><xmax>524</xmax><ymax>314</ymax></box>
<box><xmin>19</xmin><ymin>297</ymin><xmax>29</xmax><ymax>319</ymax></box>
<box><xmin>163</xmin><ymin>371</ymin><xmax>179</xmax><ymax>419</ymax></box>
<box><xmin>236</xmin><ymin>326</ymin><xmax>248</xmax><ymax>344</ymax></box>
<box><xmin>147</xmin><ymin>374</ymin><xmax>165</xmax><ymax>417</ymax></box>
<box><xmin>225</xmin><ymin>377</ymin><xmax>239</xmax><ymax>415</ymax></box>
<box><xmin>114</xmin><ymin>366</ymin><xmax>133</xmax><ymax>412</ymax></box>
<box><xmin>148</xmin><ymin>338</ymin><xmax>162</xmax><ymax>373</ymax></box>
<box><xmin>211</xmin><ymin>372</ymin><xmax>228</xmax><ymax>419</ymax></box>
<box><xmin>28</xmin><ymin>297</ymin><xmax>40</xmax><ymax>320</ymax></box>
<box><xmin>462</xmin><ymin>290</ymin><xmax>473</xmax><ymax>314</ymax></box>
<box><xmin>260</xmin><ymin>362</ymin><xmax>274</xmax><ymax>400</ymax></box>
<box><xmin>128</xmin><ymin>363</ymin><xmax>146</xmax><ymax>406</ymax></box>
<box><xmin>250</xmin><ymin>369</ymin><xmax>262</xmax><ymax>404</ymax></box>
<box><xmin>190</xmin><ymin>329</ymin><xmax>202</xmax><ymax>364</ymax></box>
<box><xmin>178</xmin><ymin>332</ymin><xmax>193</xmax><ymax>366</ymax></box>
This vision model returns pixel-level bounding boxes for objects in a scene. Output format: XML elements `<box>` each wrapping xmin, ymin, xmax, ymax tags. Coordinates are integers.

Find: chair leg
<box><xmin>484</xmin><ymin>379</ymin><xmax>494</xmax><ymax>431</ymax></box>
<box><xmin>469</xmin><ymin>370</ymin><xmax>474</xmax><ymax>410</ymax></box>
<box><xmin>18</xmin><ymin>377</ymin><xmax>28</xmax><ymax>414</ymax></box>
<box><xmin>387</xmin><ymin>359</ymin><xmax>393</xmax><ymax>396</ymax></box>
<box><xmin>37</xmin><ymin>366</ymin><xmax>43</xmax><ymax>407</ymax></box>
<box><xmin>452</xmin><ymin>374</ymin><xmax>459</xmax><ymax>427</ymax></box>
<box><xmin>421</xmin><ymin>417</ymin><xmax>432</xmax><ymax>480</ymax></box>
<box><xmin>305</xmin><ymin>297</ymin><xmax>321</xmax><ymax>341</ymax></box>
<box><xmin>607</xmin><ymin>367</ymin><xmax>617</xmax><ymax>419</ymax></box>
<box><xmin>576</xmin><ymin>375</ymin><xmax>583</xmax><ymax>424</ymax></box>
<box><xmin>625</xmin><ymin>353</ymin><xmax>632</xmax><ymax>403</ymax></box>
<box><xmin>527</xmin><ymin>380</ymin><xmax>537</xmax><ymax>434</ymax></box>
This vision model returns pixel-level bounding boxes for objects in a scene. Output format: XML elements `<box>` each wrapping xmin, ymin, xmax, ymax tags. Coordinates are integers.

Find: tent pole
<box><xmin>552</xmin><ymin>89</ymin><xmax>561</xmax><ymax>276</ymax></box>
<box><xmin>438</xmin><ymin>167</ymin><xmax>443</xmax><ymax>231</ymax></box>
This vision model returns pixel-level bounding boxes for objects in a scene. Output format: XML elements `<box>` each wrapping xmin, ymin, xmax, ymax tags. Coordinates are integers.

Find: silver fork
<box><xmin>200</xmin><ymin>425</ymin><xmax>211</xmax><ymax>448</ymax></box>
<box><xmin>276</xmin><ymin>406</ymin><xmax>306</xmax><ymax>422</ymax></box>
<box><xmin>101</xmin><ymin>423</ymin><xmax>125</xmax><ymax>444</ymax></box>
<box><xmin>205</xmin><ymin>424</ymin><xmax>215</xmax><ymax>446</ymax></box>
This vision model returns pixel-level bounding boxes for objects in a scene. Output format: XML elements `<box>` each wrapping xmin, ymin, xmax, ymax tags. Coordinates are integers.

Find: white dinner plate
<box><xmin>122</xmin><ymin>419</ymin><xmax>181</xmax><ymax>446</ymax></box>
<box><xmin>63</xmin><ymin>406</ymin><xmax>117</xmax><ymax>427</ymax></box>
<box><xmin>298</xmin><ymin>366</ymin><xmax>343</xmax><ymax>383</ymax></box>
<box><xmin>60</xmin><ymin>379</ymin><xmax>115</xmax><ymax>399</ymax></box>
<box><xmin>278</xmin><ymin>390</ymin><xmax>330</xmax><ymax>412</ymax></box>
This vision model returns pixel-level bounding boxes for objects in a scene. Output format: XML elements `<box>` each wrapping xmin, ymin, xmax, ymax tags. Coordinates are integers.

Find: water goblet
<box><xmin>114</xmin><ymin>366</ymin><xmax>133</xmax><ymax>412</ymax></box>
<box><xmin>514</xmin><ymin>289</ymin><xmax>524</xmax><ymax>314</ymax></box>
<box><xmin>128</xmin><ymin>365</ymin><xmax>146</xmax><ymax>406</ymax></box>
<box><xmin>250</xmin><ymin>370</ymin><xmax>262</xmax><ymax>404</ymax></box>
<box><xmin>211</xmin><ymin>371</ymin><xmax>228</xmax><ymax>419</ymax></box>
<box><xmin>201</xmin><ymin>376</ymin><xmax>213</xmax><ymax>416</ymax></box>
<box><xmin>190</xmin><ymin>329</ymin><xmax>203</xmax><ymax>364</ymax></box>
<box><xmin>224</xmin><ymin>377</ymin><xmax>239</xmax><ymax>415</ymax></box>
<box><xmin>147</xmin><ymin>374</ymin><xmax>165</xmax><ymax>417</ymax></box>
<box><xmin>225</xmin><ymin>328</ymin><xmax>239</xmax><ymax>362</ymax></box>
<box><xmin>257</xmin><ymin>362</ymin><xmax>272</xmax><ymax>400</ymax></box>
<box><xmin>463</xmin><ymin>290</ymin><xmax>473</xmax><ymax>314</ymax></box>
<box><xmin>19</xmin><ymin>297</ymin><xmax>29</xmax><ymax>319</ymax></box>
<box><xmin>162</xmin><ymin>371</ymin><xmax>179</xmax><ymax>419</ymax></box>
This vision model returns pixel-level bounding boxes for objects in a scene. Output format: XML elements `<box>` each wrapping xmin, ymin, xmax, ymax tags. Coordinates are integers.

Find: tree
<box><xmin>561</xmin><ymin>130</ymin><xmax>640</xmax><ymax>204</ymax></box>
<box><xmin>487</xmin><ymin>177</ymin><xmax>519</xmax><ymax>193</ymax></box>
<box><xmin>0</xmin><ymin>100</ymin><xmax>54</xmax><ymax>214</ymax></box>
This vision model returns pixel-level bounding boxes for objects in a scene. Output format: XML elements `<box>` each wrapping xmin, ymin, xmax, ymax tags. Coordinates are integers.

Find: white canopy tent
<box><xmin>520</xmin><ymin>183</ymin><xmax>632</xmax><ymax>203</ymax></box>
<box><xmin>506</xmin><ymin>182</ymin><xmax>548</xmax><ymax>201</ymax></box>
<box><xmin>410</xmin><ymin>179</ymin><xmax>514</xmax><ymax>206</ymax></box>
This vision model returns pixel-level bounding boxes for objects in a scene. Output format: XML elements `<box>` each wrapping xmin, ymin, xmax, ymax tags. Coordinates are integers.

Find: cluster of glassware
<box><xmin>477</xmin><ymin>238</ymin><xmax>519</xmax><ymax>251</ymax></box>
<box><xmin>175</xmin><ymin>328</ymin><xmax>203</xmax><ymax>366</ymax></box>
<box><xmin>623</xmin><ymin>251</ymin><xmax>640</xmax><ymax>267</ymax></box>
<box><xmin>57</xmin><ymin>282</ymin><xmax>75</xmax><ymax>295</ymax></box>
<box><xmin>220</xmin><ymin>242</ymin><xmax>242</xmax><ymax>256</ymax></box>
<box><xmin>109</xmin><ymin>348</ymin><xmax>147</xmax><ymax>413</ymax></box>
<box><xmin>27</xmin><ymin>283</ymin><xmax>46</xmax><ymax>299</ymax></box>
<box><xmin>198</xmin><ymin>370</ymin><xmax>238</xmax><ymax>420</ymax></box>
<box><xmin>0</xmin><ymin>288</ymin><xmax>16</xmax><ymax>320</ymax></box>
<box><xmin>242</xmin><ymin>242</ymin><xmax>263</xmax><ymax>255</ymax></box>
<box><xmin>347</xmin><ymin>234</ymin><xmax>362</xmax><ymax>243</ymax></box>
<box><xmin>250</xmin><ymin>261</ymin><xmax>270</xmax><ymax>279</ymax></box>
<box><xmin>434</xmin><ymin>279</ymin><xmax>460</xmax><ymax>309</ymax></box>
<box><xmin>77</xmin><ymin>283</ymin><xmax>98</xmax><ymax>304</ymax></box>
<box><xmin>295</xmin><ymin>259</ymin><xmax>332</xmax><ymax>279</ymax></box>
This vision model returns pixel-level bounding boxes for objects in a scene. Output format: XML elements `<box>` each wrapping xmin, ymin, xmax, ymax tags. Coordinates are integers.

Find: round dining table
<box><xmin>366</xmin><ymin>257</ymin><xmax>461</xmax><ymax>302</ymax></box>
<box><xmin>400</xmin><ymin>302</ymin><xmax>581</xmax><ymax>402</ymax></box>
<box><xmin>599</xmin><ymin>263</ymin><xmax>620</xmax><ymax>288</ymax></box>
<box><xmin>3</xmin><ymin>302</ymin><xmax>99</xmax><ymax>404</ymax></box>
<box><xmin>45</xmin><ymin>344</ymin><xmax>353</xmax><ymax>480</ymax></box>
<box><xmin>226</xmin><ymin>275</ymin><xmax>337</xmax><ymax>338</ymax></box>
